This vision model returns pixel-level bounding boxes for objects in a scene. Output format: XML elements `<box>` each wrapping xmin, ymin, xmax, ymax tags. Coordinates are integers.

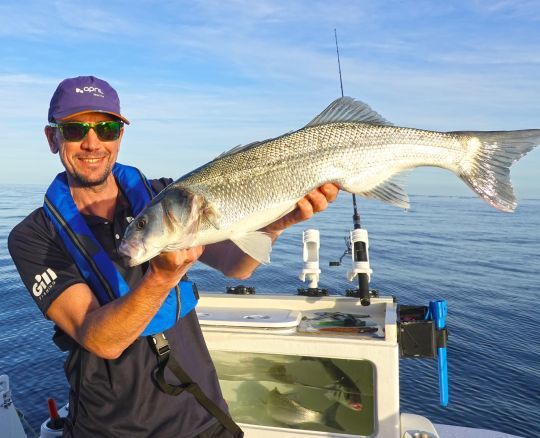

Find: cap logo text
<box><xmin>74</xmin><ymin>86</ymin><xmax>105</xmax><ymax>98</ymax></box>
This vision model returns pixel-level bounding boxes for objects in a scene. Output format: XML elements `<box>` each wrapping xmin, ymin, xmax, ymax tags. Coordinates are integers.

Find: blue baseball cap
<box><xmin>48</xmin><ymin>76</ymin><xmax>130</xmax><ymax>124</ymax></box>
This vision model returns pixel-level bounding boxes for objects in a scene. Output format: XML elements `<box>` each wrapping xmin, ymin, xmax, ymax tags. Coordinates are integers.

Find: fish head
<box><xmin>327</xmin><ymin>388</ymin><xmax>363</xmax><ymax>411</ymax></box>
<box><xmin>119</xmin><ymin>187</ymin><xmax>204</xmax><ymax>266</ymax></box>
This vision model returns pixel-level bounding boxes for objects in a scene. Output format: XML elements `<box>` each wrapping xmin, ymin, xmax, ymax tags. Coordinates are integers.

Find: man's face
<box><xmin>46</xmin><ymin>112</ymin><xmax>123</xmax><ymax>188</ymax></box>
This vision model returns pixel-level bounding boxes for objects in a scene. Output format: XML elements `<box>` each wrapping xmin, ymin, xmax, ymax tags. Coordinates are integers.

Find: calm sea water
<box><xmin>0</xmin><ymin>184</ymin><xmax>538</xmax><ymax>437</ymax></box>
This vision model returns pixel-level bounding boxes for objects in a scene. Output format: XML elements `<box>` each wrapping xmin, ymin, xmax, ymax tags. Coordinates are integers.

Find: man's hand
<box><xmin>263</xmin><ymin>183</ymin><xmax>340</xmax><ymax>235</ymax></box>
<box><xmin>148</xmin><ymin>246</ymin><xmax>204</xmax><ymax>289</ymax></box>
<box><xmin>47</xmin><ymin>245</ymin><xmax>205</xmax><ymax>359</ymax></box>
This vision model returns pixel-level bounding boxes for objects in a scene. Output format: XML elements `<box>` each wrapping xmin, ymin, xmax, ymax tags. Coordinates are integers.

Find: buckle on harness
<box><xmin>151</xmin><ymin>333</ymin><xmax>170</xmax><ymax>357</ymax></box>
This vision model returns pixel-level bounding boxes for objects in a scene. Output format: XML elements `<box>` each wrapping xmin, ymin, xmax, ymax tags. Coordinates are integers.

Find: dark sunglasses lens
<box><xmin>61</xmin><ymin>123</ymin><xmax>88</xmax><ymax>141</ymax></box>
<box><xmin>95</xmin><ymin>122</ymin><xmax>121</xmax><ymax>141</ymax></box>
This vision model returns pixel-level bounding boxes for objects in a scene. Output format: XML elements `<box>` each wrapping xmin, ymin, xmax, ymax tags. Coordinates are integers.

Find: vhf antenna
<box><xmin>330</xmin><ymin>29</ymin><xmax>373</xmax><ymax>306</ymax></box>
<box><xmin>333</xmin><ymin>29</ymin><xmax>360</xmax><ymax>229</ymax></box>
<box><xmin>335</xmin><ymin>29</ymin><xmax>345</xmax><ymax>99</ymax></box>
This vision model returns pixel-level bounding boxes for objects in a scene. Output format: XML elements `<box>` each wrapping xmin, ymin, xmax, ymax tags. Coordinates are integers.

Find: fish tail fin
<box><xmin>456</xmin><ymin>129</ymin><xmax>540</xmax><ymax>212</ymax></box>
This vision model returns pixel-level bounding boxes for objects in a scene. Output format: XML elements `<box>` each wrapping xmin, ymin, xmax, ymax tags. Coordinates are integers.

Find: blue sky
<box><xmin>1</xmin><ymin>0</ymin><xmax>539</xmax><ymax>200</ymax></box>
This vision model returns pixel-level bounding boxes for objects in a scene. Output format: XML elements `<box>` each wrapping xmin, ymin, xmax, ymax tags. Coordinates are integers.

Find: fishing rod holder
<box><xmin>347</xmin><ymin>228</ymin><xmax>372</xmax><ymax>282</ymax></box>
<box><xmin>299</xmin><ymin>229</ymin><xmax>321</xmax><ymax>287</ymax></box>
<box><xmin>298</xmin><ymin>229</ymin><xmax>328</xmax><ymax>296</ymax></box>
<box><xmin>329</xmin><ymin>227</ymin><xmax>374</xmax><ymax>304</ymax></box>
<box><xmin>347</xmin><ymin>228</ymin><xmax>373</xmax><ymax>306</ymax></box>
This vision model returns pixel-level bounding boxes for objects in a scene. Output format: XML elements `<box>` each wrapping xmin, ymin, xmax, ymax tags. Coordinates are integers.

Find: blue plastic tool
<box><xmin>430</xmin><ymin>299</ymin><xmax>449</xmax><ymax>407</ymax></box>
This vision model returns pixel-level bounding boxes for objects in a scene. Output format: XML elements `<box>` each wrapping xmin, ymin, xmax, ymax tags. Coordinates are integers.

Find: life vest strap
<box><xmin>149</xmin><ymin>333</ymin><xmax>244</xmax><ymax>437</ymax></box>
<box><xmin>43</xmin><ymin>164</ymin><xmax>198</xmax><ymax>335</ymax></box>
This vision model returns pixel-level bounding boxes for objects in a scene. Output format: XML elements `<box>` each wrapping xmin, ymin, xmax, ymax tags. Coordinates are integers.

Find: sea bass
<box><xmin>119</xmin><ymin>97</ymin><xmax>540</xmax><ymax>266</ymax></box>
<box><xmin>266</xmin><ymin>388</ymin><xmax>341</xmax><ymax>428</ymax></box>
<box><xmin>268</xmin><ymin>358</ymin><xmax>363</xmax><ymax>411</ymax></box>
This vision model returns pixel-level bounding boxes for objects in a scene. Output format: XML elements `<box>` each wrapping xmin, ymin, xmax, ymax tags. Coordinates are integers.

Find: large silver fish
<box><xmin>119</xmin><ymin>97</ymin><xmax>540</xmax><ymax>266</ymax></box>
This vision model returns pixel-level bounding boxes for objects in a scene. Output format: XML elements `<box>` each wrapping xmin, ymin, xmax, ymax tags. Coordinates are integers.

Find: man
<box><xmin>8</xmin><ymin>76</ymin><xmax>339</xmax><ymax>437</ymax></box>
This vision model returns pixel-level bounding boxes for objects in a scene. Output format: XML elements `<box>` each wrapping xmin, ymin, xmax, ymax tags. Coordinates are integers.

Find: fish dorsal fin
<box><xmin>306</xmin><ymin>96</ymin><xmax>393</xmax><ymax>127</ymax></box>
<box><xmin>214</xmin><ymin>140</ymin><xmax>264</xmax><ymax>159</ymax></box>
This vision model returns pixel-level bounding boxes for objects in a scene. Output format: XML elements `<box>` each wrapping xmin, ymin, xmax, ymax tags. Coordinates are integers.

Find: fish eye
<box><xmin>135</xmin><ymin>218</ymin><xmax>147</xmax><ymax>231</ymax></box>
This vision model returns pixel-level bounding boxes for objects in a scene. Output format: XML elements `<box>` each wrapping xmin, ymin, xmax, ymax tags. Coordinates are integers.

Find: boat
<box><xmin>1</xmin><ymin>227</ymin><xmax>524</xmax><ymax>438</ymax></box>
<box><xmin>2</xmin><ymin>290</ymin><xmax>522</xmax><ymax>438</ymax></box>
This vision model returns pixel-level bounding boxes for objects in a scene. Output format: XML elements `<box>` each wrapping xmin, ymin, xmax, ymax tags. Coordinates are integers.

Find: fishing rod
<box><xmin>330</xmin><ymin>29</ymin><xmax>374</xmax><ymax>306</ymax></box>
<box><xmin>333</xmin><ymin>29</ymin><xmax>361</xmax><ymax>231</ymax></box>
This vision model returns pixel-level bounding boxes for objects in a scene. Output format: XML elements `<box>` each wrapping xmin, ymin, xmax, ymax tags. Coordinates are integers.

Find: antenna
<box><xmin>334</xmin><ymin>29</ymin><xmax>344</xmax><ymax>98</ymax></box>
<box><xmin>333</xmin><ymin>29</ymin><xmax>361</xmax><ymax>230</ymax></box>
<box><xmin>331</xmin><ymin>29</ymin><xmax>373</xmax><ymax>306</ymax></box>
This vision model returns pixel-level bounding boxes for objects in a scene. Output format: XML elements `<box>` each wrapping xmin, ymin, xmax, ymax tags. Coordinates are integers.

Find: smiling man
<box><xmin>8</xmin><ymin>76</ymin><xmax>339</xmax><ymax>437</ymax></box>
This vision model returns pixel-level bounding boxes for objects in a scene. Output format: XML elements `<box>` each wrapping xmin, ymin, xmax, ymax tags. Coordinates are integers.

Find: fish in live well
<box><xmin>319</xmin><ymin>358</ymin><xmax>363</xmax><ymax>411</ymax></box>
<box><xmin>119</xmin><ymin>97</ymin><xmax>540</xmax><ymax>266</ymax></box>
<box><xmin>268</xmin><ymin>358</ymin><xmax>363</xmax><ymax>411</ymax></box>
<box><xmin>265</xmin><ymin>388</ymin><xmax>341</xmax><ymax>428</ymax></box>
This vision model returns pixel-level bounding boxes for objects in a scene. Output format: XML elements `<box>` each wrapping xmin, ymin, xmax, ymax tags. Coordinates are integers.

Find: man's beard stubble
<box><xmin>71</xmin><ymin>162</ymin><xmax>113</xmax><ymax>188</ymax></box>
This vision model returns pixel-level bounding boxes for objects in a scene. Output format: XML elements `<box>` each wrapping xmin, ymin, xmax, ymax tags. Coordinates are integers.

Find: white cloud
<box><xmin>471</xmin><ymin>0</ymin><xmax>540</xmax><ymax>19</ymax></box>
<box><xmin>52</xmin><ymin>0</ymin><xmax>134</xmax><ymax>35</ymax></box>
<box><xmin>0</xmin><ymin>1</ymin><xmax>538</xmax><ymax>197</ymax></box>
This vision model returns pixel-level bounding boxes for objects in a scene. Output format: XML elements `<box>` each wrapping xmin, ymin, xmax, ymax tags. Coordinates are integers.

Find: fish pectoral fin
<box><xmin>162</xmin><ymin>242</ymin><xmax>186</xmax><ymax>251</ymax></box>
<box><xmin>305</xmin><ymin>96</ymin><xmax>393</xmax><ymax>127</ymax></box>
<box><xmin>231</xmin><ymin>231</ymin><xmax>273</xmax><ymax>264</ymax></box>
<box><xmin>343</xmin><ymin>174</ymin><xmax>410</xmax><ymax>209</ymax></box>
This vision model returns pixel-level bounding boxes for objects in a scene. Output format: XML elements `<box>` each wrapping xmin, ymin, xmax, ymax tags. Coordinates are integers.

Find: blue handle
<box><xmin>430</xmin><ymin>299</ymin><xmax>449</xmax><ymax>407</ymax></box>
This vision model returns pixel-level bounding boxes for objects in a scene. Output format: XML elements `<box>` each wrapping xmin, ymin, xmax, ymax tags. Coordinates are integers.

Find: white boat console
<box><xmin>198</xmin><ymin>293</ymin><xmax>438</xmax><ymax>438</ymax></box>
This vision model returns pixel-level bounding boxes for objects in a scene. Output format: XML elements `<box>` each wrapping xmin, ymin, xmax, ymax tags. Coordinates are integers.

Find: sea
<box><xmin>0</xmin><ymin>184</ymin><xmax>538</xmax><ymax>437</ymax></box>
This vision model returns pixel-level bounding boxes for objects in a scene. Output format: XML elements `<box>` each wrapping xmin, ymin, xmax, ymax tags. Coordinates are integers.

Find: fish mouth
<box><xmin>119</xmin><ymin>239</ymin><xmax>158</xmax><ymax>267</ymax></box>
<box><xmin>349</xmin><ymin>402</ymin><xmax>363</xmax><ymax>411</ymax></box>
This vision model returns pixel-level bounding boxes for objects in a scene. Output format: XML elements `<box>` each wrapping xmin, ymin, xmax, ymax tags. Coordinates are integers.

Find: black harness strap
<box><xmin>150</xmin><ymin>334</ymin><xmax>244</xmax><ymax>438</ymax></box>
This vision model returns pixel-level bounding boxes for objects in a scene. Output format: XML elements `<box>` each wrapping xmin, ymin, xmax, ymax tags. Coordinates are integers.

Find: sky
<box><xmin>1</xmin><ymin>0</ymin><xmax>539</xmax><ymax>200</ymax></box>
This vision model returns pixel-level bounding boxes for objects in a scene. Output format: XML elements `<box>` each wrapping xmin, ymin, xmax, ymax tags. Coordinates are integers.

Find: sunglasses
<box><xmin>50</xmin><ymin>121</ymin><xmax>124</xmax><ymax>142</ymax></box>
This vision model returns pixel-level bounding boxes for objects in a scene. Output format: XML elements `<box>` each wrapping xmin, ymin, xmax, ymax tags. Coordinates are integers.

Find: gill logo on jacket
<box><xmin>32</xmin><ymin>268</ymin><xmax>57</xmax><ymax>297</ymax></box>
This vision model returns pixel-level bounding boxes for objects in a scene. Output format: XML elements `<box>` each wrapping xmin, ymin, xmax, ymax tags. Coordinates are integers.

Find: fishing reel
<box><xmin>329</xmin><ymin>235</ymin><xmax>352</xmax><ymax>267</ymax></box>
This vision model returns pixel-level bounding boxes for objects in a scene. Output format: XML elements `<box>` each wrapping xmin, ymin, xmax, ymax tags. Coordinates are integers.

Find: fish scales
<box><xmin>119</xmin><ymin>96</ymin><xmax>540</xmax><ymax>266</ymax></box>
<box><xmin>177</xmin><ymin>123</ymin><xmax>463</xmax><ymax>229</ymax></box>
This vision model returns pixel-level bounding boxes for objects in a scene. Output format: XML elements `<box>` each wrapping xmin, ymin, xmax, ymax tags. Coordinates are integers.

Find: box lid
<box><xmin>196</xmin><ymin>307</ymin><xmax>302</xmax><ymax>328</ymax></box>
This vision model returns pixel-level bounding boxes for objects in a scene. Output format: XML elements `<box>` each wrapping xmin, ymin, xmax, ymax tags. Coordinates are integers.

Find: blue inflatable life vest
<box><xmin>43</xmin><ymin>163</ymin><xmax>197</xmax><ymax>336</ymax></box>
